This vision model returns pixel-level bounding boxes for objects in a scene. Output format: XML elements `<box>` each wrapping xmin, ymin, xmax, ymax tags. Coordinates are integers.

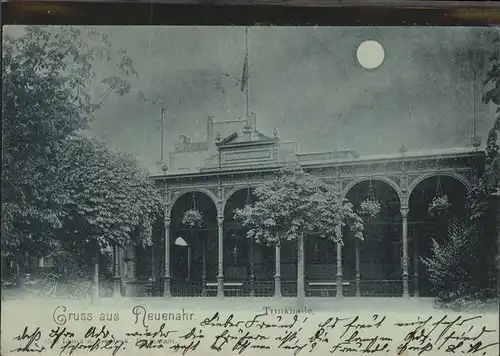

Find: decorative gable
<box><xmin>214</xmin><ymin>128</ymin><xmax>278</xmax><ymax>169</ymax></box>
<box><xmin>216</xmin><ymin>130</ymin><xmax>276</xmax><ymax>147</ymax></box>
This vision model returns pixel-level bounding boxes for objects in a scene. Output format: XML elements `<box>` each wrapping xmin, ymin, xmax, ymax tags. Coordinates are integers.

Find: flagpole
<box><xmin>472</xmin><ymin>48</ymin><xmax>476</xmax><ymax>145</ymax></box>
<box><xmin>245</xmin><ymin>26</ymin><xmax>249</xmax><ymax>119</ymax></box>
<box><xmin>161</xmin><ymin>108</ymin><xmax>165</xmax><ymax>162</ymax></box>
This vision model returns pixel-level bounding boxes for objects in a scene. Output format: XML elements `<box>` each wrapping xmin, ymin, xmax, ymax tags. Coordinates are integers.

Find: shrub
<box><xmin>420</xmin><ymin>219</ymin><xmax>492</xmax><ymax>306</ymax></box>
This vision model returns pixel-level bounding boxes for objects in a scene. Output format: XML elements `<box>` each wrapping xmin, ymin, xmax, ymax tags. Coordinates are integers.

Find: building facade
<box><xmin>119</xmin><ymin>115</ymin><xmax>484</xmax><ymax>298</ymax></box>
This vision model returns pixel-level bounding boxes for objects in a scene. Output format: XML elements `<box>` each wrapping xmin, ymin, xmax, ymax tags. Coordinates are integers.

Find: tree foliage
<box><xmin>482</xmin><ymin>34</ymin><xmax>500</xmax><ymax>108</ymax></box>
<box><xmin>466</xmin><ymin>33</ymin><xmax>500</xmax><ymax>273</ymax></box>
<box><xmin>58</xmin><ymin>137</ymin><xmax>164</xmax><ymax>255</ymax></box>
<box><xmin>420</xmin><ymin>220</ymin><xmax>495</xmax><ymax>304</ymax></box>
<box><xmin>427</xmin><ymin>34</ymin><xmax>500</xmax><ymax>305</ymax></box>
<box><xmin>234</xmin><ymin>165</ymin><xmax>363</xmax><ymax>304</ymax></box>
<box><xmin>468</xmin><ymin>33</ymin><xmax>499</xmax><ymax>218</ymax></box>
<box><xmin>234</xmin><ymin>165</ymin><xmax>363</xmax><ymax>245</ymax></box>
<box><xmin>1</xmin><ymin>25</ymin><xmax>139</xmax><ymax>259</ymax></box>
<box><xmin>481</xmin><ymin>32</ymin><xmax>500</xmax><ymax>197</ymax></box>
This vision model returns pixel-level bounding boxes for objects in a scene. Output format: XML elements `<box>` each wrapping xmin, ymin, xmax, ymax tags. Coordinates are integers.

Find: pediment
<box><xmin>217</xmin><ymin>130</ymin><xmax>275</xmax><ymax>147</ymax></box>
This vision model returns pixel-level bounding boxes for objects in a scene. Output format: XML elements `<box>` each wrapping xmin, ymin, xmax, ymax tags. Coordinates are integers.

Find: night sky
<box><xmin>4</xmin><ymin>26</ymin><xmax>499</xmax><ymax>172</ymax></box>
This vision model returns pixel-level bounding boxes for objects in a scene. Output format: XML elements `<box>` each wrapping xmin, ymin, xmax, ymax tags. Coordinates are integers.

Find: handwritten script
<box><xmin>7</xmin><ymin>312</ymin><xmax>499</xmax><ymax>355</ymax></box>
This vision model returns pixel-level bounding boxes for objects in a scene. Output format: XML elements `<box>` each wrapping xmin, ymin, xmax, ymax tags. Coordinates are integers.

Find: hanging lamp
<box><xmin>182</xmin><ymin>192</ymin><xmax>204</xmax><ymax>228</ymax></box>
<box><xmin>428</xmin><ymin>172</ymin><xmax>451</xmax><ymax>216</ymax></box>
<box><xmin>359</xmin><ymin>177</ymin><xmax>381</xmax><ymax>218</ymax></box>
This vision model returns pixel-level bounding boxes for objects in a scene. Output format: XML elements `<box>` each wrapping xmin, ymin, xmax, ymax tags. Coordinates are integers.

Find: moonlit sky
<box><xmin>4</xmin><ymin>26</ymin><xmax>500</xmax><ymax>173</ymax></box>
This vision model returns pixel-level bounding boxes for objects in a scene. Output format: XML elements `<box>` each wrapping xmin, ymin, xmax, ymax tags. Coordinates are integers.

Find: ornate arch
<box><xmin>341</xmin><ymin>176</ymin><xmax>403</xmax><ymax>206</ymax></box>
<box><xmin>318</xmin><ymin>180</ymin><xmax>335</xmax><ymax>193</ymax></box>
<box><xmin>168</xmin><ymin>188</ymin><xmax>219</xmax><ymax>217</ymax></box>
<box><xmin>223</xmin><ymin>186</ymin><xmax>257</xmax><ymax>207</ymax></box>
<box><xmin>222</xmin><ymin>185</ymin><xmax>263</xmax><ymax>217</ymax></box>
<box><xmin>405</xmin><ymin>171</ymin><xmax>472</xmax><ymax>206</ymax></box>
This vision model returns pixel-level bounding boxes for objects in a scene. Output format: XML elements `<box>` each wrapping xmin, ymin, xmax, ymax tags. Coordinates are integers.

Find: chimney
<box><xmin>206</xmin><ymin>116</ymin><xmax>214</xmax><ymax>143</ymax></box>
<box><xmin>250</xmin><ymin>112</ymin><xmax>257</xmax><ymax>131</ymax></box>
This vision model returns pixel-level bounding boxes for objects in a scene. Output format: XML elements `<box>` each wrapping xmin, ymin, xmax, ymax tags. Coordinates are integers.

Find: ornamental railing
<box><xmin>128</xmin><ymin>278</ymin><xmax>415</xmax><ymax>298</ymax></box>
<box><xmin>171</xmin><ymin>281</ymin><xmax>204</xmax><ymax>297</ymax></box>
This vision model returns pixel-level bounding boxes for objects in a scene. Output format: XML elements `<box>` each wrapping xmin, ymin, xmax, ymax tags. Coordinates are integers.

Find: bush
<box><xmin>420</xmin><ymin>219</ymin><xmax>494</xmax><ymax>306</ymax></box>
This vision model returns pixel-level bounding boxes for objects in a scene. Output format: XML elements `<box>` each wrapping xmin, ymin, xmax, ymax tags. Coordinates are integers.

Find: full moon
<box><xmin>356</xmin><ymin>40</ymin><xmax>385</xmax><ymax>69</ymax></box>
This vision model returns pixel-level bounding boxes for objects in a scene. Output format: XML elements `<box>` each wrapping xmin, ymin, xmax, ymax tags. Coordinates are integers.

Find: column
<box><xmin>401</xmin><ymin>206</ymin><xmax>409</xmax><ymax>298</ymax></box>
<box><xmin>297</xmin><ymin>234</ymin><xmax>305</xmax><ymax>303</ymax></box>
<box><xmin>274</xmin><ymin>242</ymin><xmax>282</xmax><ymax>297</ymax></box>
<box><xmin>91</xmin><ymin>254</ymin><xmax>99</xmax><ymax>302</ymax></box>
<box><xmin>163</xmin><ymin>217</ymin><xmax>171</xmax><ymax>298</ymax></box>
<box><xmin>152</xmin><ymin>244</ymin><xmax>156</xmax><ymax>281</ymax></box>
<box><xmin>413</xmin><ymin>230</ymin><xmax>419</xmax><ymax>298</ymax></box>
<box><xmin>151</xmin><ymin>241</ymin><xmax>156</xmax><ymax>297</ymax></box>
<box><xmin>117</xmin><ymin>247</ymin><xmax>123</xmax><ymax>277</ymax></box>
<box><xmin>249</xmin><ymin>238</ymin><xmax>255</xmax><ymax>297</ymax></box>
<box><xmin>336</xmin><ymin>241</ymin><xmax>343</xmax><ymax>298</ymax></box>
<box><xmin>355</xmin><ymin>239</ymin><xmax>360</xmax><ymax>297</ymax></box>
<box><xmin>113</xmin><ymin>245</ymin><xmax>121</xmax><ymax>297</ymax></box>
<box><xmin>217</xmin><ymin>215</ymin><xmax>224</xmax><ymax>298</ymax></box>
<box><xmin>202</xmin><ymin>238</ymin><xmax>207</xmax><ymax>296</ymax></box>
<box><xmin>118</xmin><ymin>247</ymin><xmax>124</xmax><ymax>292</ymax></box>
<box><xmin>125</xmin><ymin>245</ymin><xmax>136</xmax><ymax>280</ymax></box>
<box><xmin>122</xmin><ymin>248</ymin><xmax>128</xmax><ymax>281</ymax></box>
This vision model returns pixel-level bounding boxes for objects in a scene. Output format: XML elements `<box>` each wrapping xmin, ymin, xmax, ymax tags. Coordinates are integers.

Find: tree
<box><xmin>58</xmin><ymin>136</ymin><xmax>163</xmax><ymax>255</ymax></box>
<box><xmin>481</xmin><ymin>32</ymin><xmax>500</xmax><ymax>281</ymax></box>
<box><xmin>2</xmin><ymin>26</ymin><xmax>137</xmax><ymax>267</ymax></box>
<box><xmin>482</xmin><ymin>32</ymin><xmax>499</xmax><ymax>197</ymax></box>
<box><xmin>55</xmin><ymin>136</ymin><xmax>163</xmax><ymax>299</ymax></box>
<box><xmin>468</xmin><ymin>32</ymin><xmax>500</xmax><ymax>282</ymax></box>
<box><xmin>425</xmin><ymin>34</ymin><xmax>500</xmax><ymax>307</ymax></box>
<box><xmin>420</xmin><ymin>220</ymin><xmax>487</xmax><ymax>308</ymax></box>
<box><xmin>234</xmin><ymin>165</ymin><xmax>363</xmax><ymax>305</ymax></box>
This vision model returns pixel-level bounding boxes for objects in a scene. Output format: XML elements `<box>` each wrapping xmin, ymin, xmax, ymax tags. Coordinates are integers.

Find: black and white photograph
<box><xmin>2</xmin><ymin>23</ymin><xmax>499</xmax><ymax>355</ymax></box>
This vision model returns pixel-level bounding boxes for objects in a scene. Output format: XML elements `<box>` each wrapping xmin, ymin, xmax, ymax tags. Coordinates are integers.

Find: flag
<box><xmin>240</xmin><ymin>53</ymin><xmax>248</xmax><ymax>93</ymax></box>
<box><xmin>240</xmin><ymin>27</ymin><xmax>249</xmax><ymax>93</ymax></box>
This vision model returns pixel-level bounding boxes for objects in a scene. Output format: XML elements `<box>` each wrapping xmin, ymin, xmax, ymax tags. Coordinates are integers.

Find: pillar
<box><xmin>274</xmin><ymin>243</ymin><xmax>282</xmax><ymax>297</ymax></box>
<box><xmin>152</xmin><ymin>243</ymin><xmax>156</xmax><ymax>282</ymax></box>
<box><xmin>249</xmin><ymin>238</ymin><xmax>255</xmax><ymax>297</ymax></box>
<box><xmin>413</xmin><ymin>230</ymin><xmax>419</xmax><ymax>297</ymax></box>
<box><xmin>217</xmin><ymin>215</ymin><xmax>224</xmax><ymax>298</ymax></box>
<box><xmin>113</xmin><ymin>245</ymin><xmax>121</xmax><ymax>297</ymax></box>
<box><xmin>202</xmin><ymin>237</ymin><xmax>207</xmax><ymax>296</ymax></box>
<box><xmin>297</xmin><ymin>234</ymin><xmax>305</xmax><ymax>304</ymax></box>
<box><xmin>122</xmin><ymin>248</ymin><xmax>127</xmax><ymax>280</ymax></box>
<box><xmin>355</xmin><ymin>239</ymin><xmax>360</xmax><ymax>297</ymax></box>
<box><xmin>163</xmin><ymin>216</ymin><xmax>171</xmax><ymax>298</ymax></box>
<box><xmin>401</xmin><ymin>206</ymin><xmax>409</xmax><ymax>298</ymax></box>
<box><xmin>91</xmin><ymin>253</ymin><xmax>99</xmax><ymax>302</ymax></box>
<box><xmin>117</xmin><ymin>247</ymin><xmax>124</xmax><ymax>276</ymax></box>
<box><xmin>336</xmin><ymin>241</ymin><xmax>343</xmax><ymax>298</ymax></box>
<box><xmin>124</xmin><ymin>245</ymin><xmax>136</xmax><ymax>280</ymax></box>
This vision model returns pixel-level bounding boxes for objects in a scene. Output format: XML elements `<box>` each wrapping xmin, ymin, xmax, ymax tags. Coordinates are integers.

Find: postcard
<box><xmin>1</xmin><ymin>23</ymin><xmax>499</xmax><ymax>355</ymax></box>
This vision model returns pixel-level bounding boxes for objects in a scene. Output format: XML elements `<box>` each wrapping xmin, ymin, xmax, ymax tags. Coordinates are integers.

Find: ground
<box><xmin>1</xmin><ymin>293</ymin><xmax>499</xmax><ymax>356</ymax></box>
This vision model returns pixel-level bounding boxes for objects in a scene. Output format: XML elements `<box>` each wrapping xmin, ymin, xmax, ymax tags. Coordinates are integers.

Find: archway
<box><xmin>344</xmin><ymin>179</ymin><xmax>402</xmax><ymax>296</ymax></box>
<box><xmin>224</xmin><ymin>187</ymin><xmax>274</xmax><ymax>296</ymax></box>
<box><xmin>167</xmin><ymin>191</ymin><xmax>218</xmax><ymax>296</ymax></box>
<box><xmin>408</xmin><ymin>175</ymin><xmax>468</xmax><ymax>297</ymax></box>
